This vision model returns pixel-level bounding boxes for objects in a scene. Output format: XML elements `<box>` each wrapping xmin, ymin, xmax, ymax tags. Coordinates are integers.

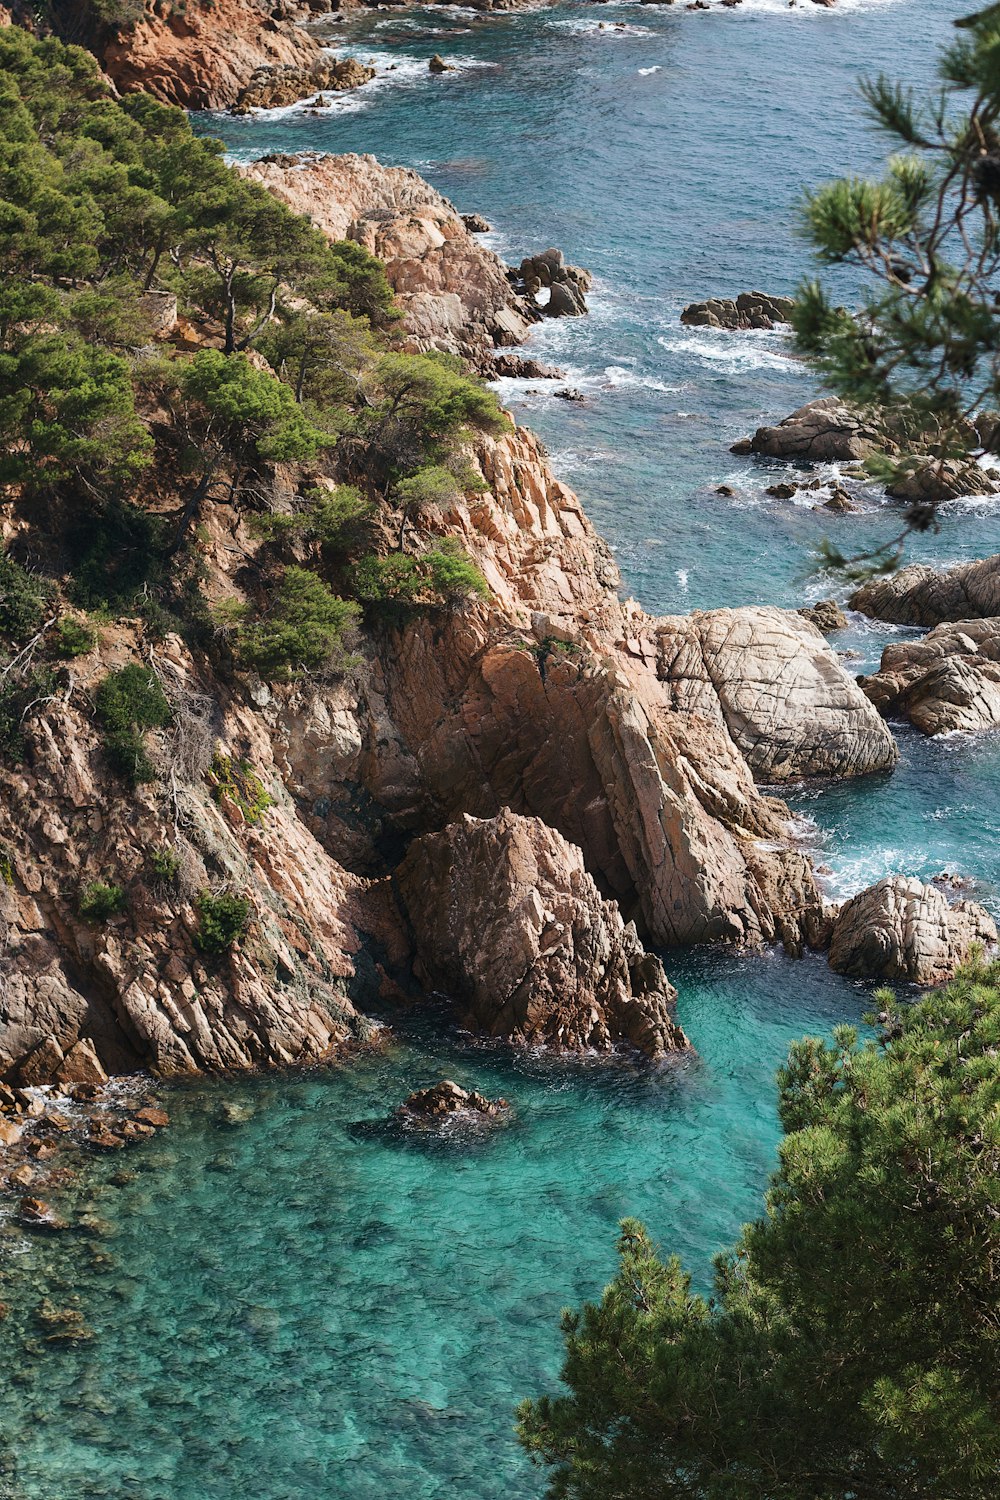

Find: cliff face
<box><xmin>0</xmin><ymin>150</ymin><xmax>895</xmax><ymax>1081</ymax></box>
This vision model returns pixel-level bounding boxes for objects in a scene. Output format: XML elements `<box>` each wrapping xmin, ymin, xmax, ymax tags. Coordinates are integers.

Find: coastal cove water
<box><xmin>3</xmin><ymin>3</ymin><xmax>1000</xmax><ymax>1495</ymax></box>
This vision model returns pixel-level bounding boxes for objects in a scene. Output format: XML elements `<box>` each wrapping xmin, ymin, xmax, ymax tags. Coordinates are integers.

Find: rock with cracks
<box><xmin>395</xmin><ymin>811</ymin><xmax>689</xmax><ymax>1058</ymax></box>
<box><xmin>828</xmin><ymin>876</ymin><xmax>997</xmax><ymax>984</ymax></box>
<box><xmin>861</xmin><ymin>620</ymin><xmax>1000</xmax><ymax>736</ymax></box>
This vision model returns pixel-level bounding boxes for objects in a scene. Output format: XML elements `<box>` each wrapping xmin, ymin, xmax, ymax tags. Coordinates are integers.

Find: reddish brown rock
<box><xmin>396</xmin><ymin>811</ymin><xmax>688</xmax><ymax>1057</ymax></box>
<box><xmin>828</xmin><ymin>876</ymin><xmax>997</xmax><ymax>985</ymax></box>
<box><xmin>861</xmin><ymin>620</ymin><xmax>1000</xmax><ymax>736</ymax></box>
<box><xmin>394</xmin><ymin>1080</ymin><xmax>508</xmax><ymax>1123</ymax></box>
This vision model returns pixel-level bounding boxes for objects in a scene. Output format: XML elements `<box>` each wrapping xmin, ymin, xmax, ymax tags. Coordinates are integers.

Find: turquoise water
<box><xmin>4</xmin><ymin>3</ymin><xmax>1000</xmax><ymax>1495</ymax></box>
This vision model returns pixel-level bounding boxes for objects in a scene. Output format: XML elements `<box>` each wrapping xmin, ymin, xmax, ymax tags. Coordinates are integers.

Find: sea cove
<box><xmin>0</xmin><ymin>0</ymin><xmax>999</xmax><ymax>1495</ymax></box>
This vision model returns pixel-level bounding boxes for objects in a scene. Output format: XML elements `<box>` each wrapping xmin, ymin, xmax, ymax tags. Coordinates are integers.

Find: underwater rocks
<box><xmin>850</xmin><ymin>554</ymin><xmax>1000</xmax><ymax>626</ymax></box>
<box><xmin>861</xmin><ymin>620</ymin><xmax>1000</xmax><ymax>736</ymax></box>
<box><xmin>734</xmin><ymin>397</ymin><xmax>882</xmax><ymax>463</ymax></box>
<box><xmin>681</xmin><ymin>291</ymin><xmax>795</xmax><ymax>331</ymax></box>
<box><xmin>394</xmin><ymin>1080</ymin><xmax>509</xmax><ymax>1124</ymax></box>
<box><xmin>828</xmin><ymin>876</ymin><xmax>997</xmax><ymax>985</ymax></box>
<box><xmin>241</xmin><ymin>151</ymin><xmax>541</xmax><ymax>369</ymax></box>
<box><xmin>232</xmin><ymin>57</ymin><xmax>375</xmax><ymax>111</ymax></box>
<box><xmin>654</xmin><ymin>606</ymin><xmax>897</xmax><ymax>780</ymax></box>
<box><xmin>395</xmin><ymin>811</ymin><xmax>688</xmax><ymax>1058</ymax></box>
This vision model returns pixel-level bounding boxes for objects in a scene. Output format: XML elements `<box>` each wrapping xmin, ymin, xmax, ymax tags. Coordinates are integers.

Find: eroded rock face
<box><xmin>99</xmin><ymin>0</ymin><xmax>325</xmax><ymax>111</ymax></box>
<box><xmin>395</xmin><ymin>811</ymin><xmax>689</xmax><ymax>1057</ymax></box>
<box><xmin>861</xmin><ymin>620</ymin><xmax>1000</xmax><ymax>736</ymax></box>
<box><xmin>681</xmin><ymin>292</ymin><xmax>794</xmax><ymax>331</ymax></box>
<box><xmin>739</xmin><ymin>398</ymin><xmax>883</xmax><ymax>463</ymax></box>
<box><xmin>850</xmin><ymin>554</ymin><xmax>1000</xmax><ymax>626</ymax></box>
<box><xmin>828</xmin><ymin>876</ymin><xmax>996</xmax><ymax>984</ymax></box>
<box><xmin>240</xmin><ymin>152</ymin><xmax>539</xmax><ymax>367</ymax></box>
<box><xmin>654</xmin><ymin>607</ymin><xmax>898</xmax><ymax>781</ymax></box>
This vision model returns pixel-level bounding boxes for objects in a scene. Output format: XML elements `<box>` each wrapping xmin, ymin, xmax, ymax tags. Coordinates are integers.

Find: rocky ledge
<box><xmin>395</xmin><ymin>811</ymin><xmax>688</xmax><ymax>1058</ymax></box>
<box><xmin>850</xmin><ymin>554</ymin><xmax>1000</xmax><ymax>627</ymax></box>
<box><xmin>681</xmin><ymin>292</ymin><xmax>794</xmax><ymax>331</ymax></box>
<box><xmin>828</xmin><ymin>876</ymin><xmax>997</xmax><ymax>986</ymax></box>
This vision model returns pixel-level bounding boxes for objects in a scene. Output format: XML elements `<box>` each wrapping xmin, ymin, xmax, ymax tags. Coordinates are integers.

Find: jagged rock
<box><xmin>19</xmin><ymin>1198</ymin><xmax>68</xmax><ymax>1231</ymax></box>
<box><xmin>16</xmin><ymin>1037</ymin><xmax>65</xmax><ymax>1086</ymax></box>
<box><xmin>461</xmin><ymin>213</ymin><xmax>492</xmax><ymax>233</ymax></box>
<box><xmin>99</xmin><ymin>0</ymin><xmax>327</xmax><ymax>111</ymax></box>
<box><xmin>654</xmin><ymin>606</ymin><xmax>897</xmax><ymax>780</ymax></box>
<box><xmin>823</xmin><ymin>487</ymin><xmax>856</xmax><ymax>513</ymax></box>
<box><xmin>394</xmin><ymin>1080</ymin><xmax>509</xmax><ymax>1123</ymax></box>
<box><xmin>240</xmin><ymin>152</ymin><xmax>540</xmax><ymax>368</ymax></box>
<box><xmin>427</xmin><ymin>54</ymin><xmax>452</xmax><ymax>73</ymax></box>
<box><xmin>739</xmin><ymin>398</ymin><xmax>883</xmax><ymax>463</ymax></box>
<box><xmin>516</xmin><ymin>249</ymin><xmax>591</xmax><ymax>318</ymax></box>
<box><xmin>886</xmin><ymin>458</ymin><xmax>996</xmax><ymax>506</ymax></box>
<box><xmin>850</xmin><ymin>554</ymin><xmax>1000</xmax><ymax>626</ymax></box>
<box><xmin>233</xmin><ymin>57</ymin><xmax>374</xmax><ymax>111</ymax></box>
<box><xmin>798</xmin><ymin>599</ymin><xmax>847</xmax><ymax>634</ymax></box>
<box><xmin>828</xmin><ymin>876</ymin><xmax>997</xmax><ymax>984</ymax></box>
<box><xmin>54</xmin><ymin>1039</ymin><xmax>108</xmax><ymax>1088</ymax></box>
<box><xmin>395</xmin><ymin>811</ymin><xmax>689</xmax><ymax>1057</ymax></box>
<box><xmin>681</xmin><ymin>291</ymin><xmax>795</xmax><ymax>330</ymax></box>
<box><xmin>861</xmin><ymin>620</ymin><xmax>1000</xmax><ymax>735</ymax></box>
<box><xmin>491</xmin><ymin>353</ymin><xmax>565</xmax><ymax>379</ymax></box>
<box><xmin>34</xmin><ymin>1298</ymin><xmax>92</xmax><ymax>1342</ymax></box>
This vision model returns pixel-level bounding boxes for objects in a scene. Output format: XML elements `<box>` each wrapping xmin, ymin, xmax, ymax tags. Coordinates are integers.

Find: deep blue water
<box><xmin>3</xmin><ymin>3</ymin><xmax>1000</xmax><ymax>1496</ymax></box>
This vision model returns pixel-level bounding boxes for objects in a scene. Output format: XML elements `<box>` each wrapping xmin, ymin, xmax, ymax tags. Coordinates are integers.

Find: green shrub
<box><xmin>236</xmin><ymin>567</ymin><xmax>359</xmax><ymax>681</ymax></box>
<box><xmin>149</xmin><ymin>846</ymin><xmax>181</xmax><ymax>885</ymax></box>
<box><xmin>79</xmin><ymin>881</ymin><xmax>126</xmax><ymax>922</ymax></box>
<box><xmin>208</xmin><ymin>753</ymin><xmax>273</xmax><ymax>826</ymax></box>
<box><xmin>194</xmin><ymin>890</ymin><xmax>251</xmax><ymax>955</ymax></box>
<box><xmin>0</xmin><ymin>555</ymin><xmax>53</xmax><ymax>643</ymax></box>
<box><xmin>0</xmin><ymin>845</ymin><xmax>13</xmax><ymax>885</ymax></box>
<box><xmin>353</xmin><ymin>540</ymin><xmax>489</xmax><ymax>610</ymax></box>
<box><xmin>54</xmin><ymin>615</ymin><xmax>98</xmax><ymax>658</ymax></box>
<box><xmin>425</xmin><ymin>539</ymin><xmax>490</xmax><ymax>602</ymax></box>
<box><xmin>95</xmin><ymin>663</ymin><xmax>172</xmax><ymax>786</ymax></box>
<box><xmin>0</xmin><ymin>667</ymin><xmax>57</xmax><ymax>763</ymax></box>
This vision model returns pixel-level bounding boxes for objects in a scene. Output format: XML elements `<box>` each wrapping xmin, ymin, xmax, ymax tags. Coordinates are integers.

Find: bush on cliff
<box><xmin>359</xmin><ymin>352</ymin><xmax>508</xmax><ymax>478</ymax></box>
<box><xmin>353</xmin><ymin>539</ymin><xmax>489</xmax><ymax>612</ymax></box>
<box><xmin>95</xmin><ymin>662</ymin><xmax>172</xmax><ymax>785</ymax></box>
<box><xmin>235</xmin><ymin>566</ymin><xmax>359</xmax><ymax>681</ymax></box>
<box><xmin>194</xmin><ymin>891</ymin><xmax>251</xmax><ymax>956</ymax></box>
<box><xmin>519</xmin><ymin>960</ymin><xmax>1000</xmax><ymax>1499</ymax></box>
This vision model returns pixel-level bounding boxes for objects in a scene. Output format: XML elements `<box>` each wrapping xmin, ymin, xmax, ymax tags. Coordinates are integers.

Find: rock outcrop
<box><xmin>828</xmin><ymin>876</ymin><xmax>996</xmax><ymax>984</ymax></box>
<box><xmin>735</xmin><ymin>398</ymin><xmax>883</xmax><ymax>463</ymax></box>
<box><xmin>98</xmin><ymin>0</ymin><xmax>330</xmax><ymax>111</ymax></box>
<box><xmin>886</xmin><ymin>457</ymin><xmax>996</xmax><ymax>507</ymax></box>
<box><xmin>394</xmin><ymin>1080</ymin><xmax>509</xmax><ymax>1123</ymax></box>
<box><xmin>654</xmin><ymin>607</ymin><xmax>897</xmax><ymax>780</ymax></box>
<box><xmin>233</xmin><ymin>57</ymin><xmax>375</xmax><ymax>112</ymax></box>
<box><xmin>514</xmin><ymin>250</ymin><xmax>591</xmax><ymax>318</ymax></box>
<box><xmin>850</xmin><ymin>554</ymin><xmax>1000</xmax><ymax>626</ymax></box>
<box><xmin>861</xmin><ymin>620</ymin><xmax>1000</xmax><ymax>735</ymax></box>
<box><xmin>798</xmin><ymin>599</ymin><xmax>848</xmax><ymax>634</ymax></box>
<box><xmin>681</xmin><ymin>292</ymin><xmax>794</xmax><ymax>330</ymax></box>
<box><xmin>240</xmin><ymin>152</ymin><xmax>540</xmax><ymax>368</ymax></box>
<box><xmin>395</xmin><ymin>811</ymin><xmax>688</xmax><ymax>1057</ymax></box>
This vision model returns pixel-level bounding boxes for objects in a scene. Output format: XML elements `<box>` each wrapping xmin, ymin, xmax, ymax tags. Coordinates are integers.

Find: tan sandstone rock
<box><xmin>395</xmin><ymin>811</ymin><xmax>689</xmax><ymax>1057</ymax></box>
<box><xmin>861</xmin><ymin>619</ymin><xmax>1000</xmax><ymax>735</ymax></box>
<box><xmin>850</xmin><ymin>554</ymin><xmax>1000</xmax><ymax>626</ymax></box>
<box><xmin>828</xmin><ymin>876</ymin><xmax>997</xmax><ymax>984</ymax></box>
<box><xmin>654</xmin><ymin>606</ymin><xmax>898</xmax><ymax>780</ymax></box>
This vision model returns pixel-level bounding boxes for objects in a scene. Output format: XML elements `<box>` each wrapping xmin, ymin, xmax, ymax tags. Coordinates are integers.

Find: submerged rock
<box><xmin>395</xmin><ymin>810</ymin><xmax>688</xmax><ymax>1058</ymax></box>
<box><xmin>861</xmin><ymin>620</ymin><xmax>1000</xmax><ymax>736</ymax></box>
<box><xmin>681</xmin><ymin>291</ymin><xmax>795</xmax><ymax>330</ymax></box>
<box><xmin>395</xmin><ymin>1080</ymin><xmax>509</xmax><ymax>1124</ymax></box>
<box><xmin>828</xmin><ymin>876</ymin><xmax>997</xmax><ymax>984</ymax></box>
<box><xmin>850</xmin><ymin>554</ymin><xmax>1000</xmax><ymax>626</ymax></box>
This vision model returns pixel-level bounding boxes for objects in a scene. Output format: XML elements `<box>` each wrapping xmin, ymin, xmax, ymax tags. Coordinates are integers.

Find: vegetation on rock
<box><xmin>194</xmin><ymin>890</ymin><xmax>251</xmax><ymax>955</ymax></box>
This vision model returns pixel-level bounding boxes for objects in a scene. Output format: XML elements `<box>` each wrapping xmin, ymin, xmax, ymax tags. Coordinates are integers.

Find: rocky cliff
<box><xmin>0</xmin><ymin>148</ymin><xmax>911</xmax><ymax>1082</ymax></box>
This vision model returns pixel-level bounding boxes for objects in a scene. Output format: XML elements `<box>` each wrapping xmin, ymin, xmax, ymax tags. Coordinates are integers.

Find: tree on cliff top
<box><xmin>793</xmin><ymin>3</ymin><xmax>1000</xmax><ymax>562</ymax></box>
<box><xmin>518</xmin><ymin>959</ymin><xmax>1000</xmax><ymax>1498</ymax></box>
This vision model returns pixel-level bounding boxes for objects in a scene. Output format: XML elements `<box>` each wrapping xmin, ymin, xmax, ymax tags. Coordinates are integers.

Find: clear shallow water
<box><xmin>5</xmin><ymin>3</ymin><xmax>1000</xmax><ymax>1496</ymax></box>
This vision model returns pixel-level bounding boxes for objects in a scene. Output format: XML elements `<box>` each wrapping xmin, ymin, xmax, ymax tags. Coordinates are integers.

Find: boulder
<box><xmin>395</xmin><ymin>811</ymin><xmax>688</xmax><ymax>1058</ymax></box>
<box><xmin>886</xmin><ymin>458</ymin><xmax>996</xmax><ymax>507</ymax></box>
<box><xmin>739</xmin><ymin>398</ymin><xmax>882</xmax><ymax>463</ymax></box>
<box><xmin>16</xmin><ymin>1036</ymin><xmax>65</xmax><ymax>1086</ymax></box>
<box><xmin>428</xmin><ymin>54</ymin><xmax>452</xmax><ymax>73</ymax></box>
<box><xmin>233</xmin><ymin>57</ymin><xmax>375</xmax><ymax>111</ymax></box>
<box><xmin>861</xmin><ymin>619</ymin><xmax>1000</xmax><ymax>735</ymax></box>
<box><xmin>655</xmin><ymin>606</ymin><xmax>898</xmax><ymax>780</ymax></box>
<box><xmin>394</xmin><ymin>1080</ymin><xmax>509</xmax><ymax>1123</ymax></box>
<box><xmin>798</xmin><ymin>599</ymin><xmax>847</xmax><ymax>634</ymax></box>
<box><xmin>461</xmin><ymin>213</ymin><xmax>492</xmax><ymax>233</ymax></box>
<box><xmin>681</xmin><ymin>291</ymin><xmax>795</xmax><ymax>331</ymax></box>
<box><xmin>54</xmin><ymin>1039</ymin><xmax>108</xmax><ymax>1088</ymax></box>
<box><xmin>850</xmin><ymin>554</ymin><xmax>1000</xmax><ymax>626</ymax></box>
<box><xmin>517</xmin><ymin>250</ymin><xmax>591</xmax><ymax>318</ymax></box>
<box><xmin>828</xmin><ymin>876</ymin><xmax>996</xmax><ymax>984</ymax></box>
